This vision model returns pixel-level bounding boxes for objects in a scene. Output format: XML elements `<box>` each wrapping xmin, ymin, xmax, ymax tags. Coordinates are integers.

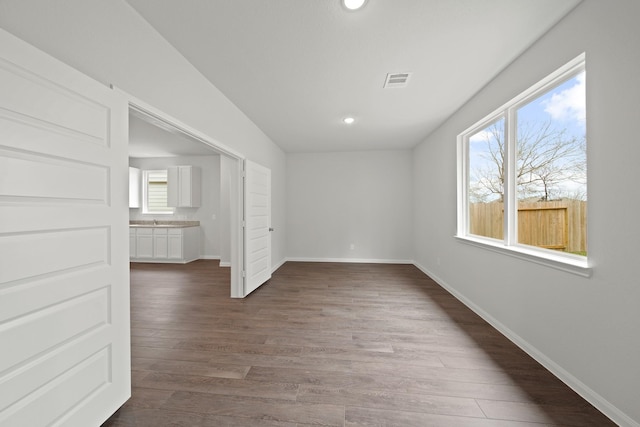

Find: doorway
<box><xmin>126</xmin><ymin>97</ymin><xmax>245</xmax><ymax>297</ymax></box>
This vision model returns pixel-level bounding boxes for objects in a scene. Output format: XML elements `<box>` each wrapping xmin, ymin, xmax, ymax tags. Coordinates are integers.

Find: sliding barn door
<box><xmin>244</xmin><ymin>160</ymin><xmax>272</xmax><ymax>296</ymax></box>
<box><xmin>0</xmin><ymin>29</ymin><xmax>130</xmax><ymax>426</ymax></box>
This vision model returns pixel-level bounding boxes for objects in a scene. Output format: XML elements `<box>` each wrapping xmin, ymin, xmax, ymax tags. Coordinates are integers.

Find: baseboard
<box><xmin>285</xmin><ymin>257</ymin><xmax>414</xmax><ymax>265</ymax></box>
<box><xmin>272</xmin><ymin>257</ymin><xmax>287</xmax><ymax>273</ymax></box>
<box><xmin>412</xmin><ymin>262</ymin><xmax>637</xmax><ymax>427</ymax></box>
<box><xmin>199</xmin><ymin>255</ymin><xmax>220</xmax><ymax>260</ymax></box>
<box><xmin>213</xmin><ymin>258</ymin><xmax>283</xmax><ymax>269</ymax></box>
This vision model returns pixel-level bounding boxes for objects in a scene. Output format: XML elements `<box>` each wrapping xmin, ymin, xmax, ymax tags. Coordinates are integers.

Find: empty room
<box><xmin>0</xmin><ymin>0</ymin><xmax>638</xmax><ymax>426</ymax></box>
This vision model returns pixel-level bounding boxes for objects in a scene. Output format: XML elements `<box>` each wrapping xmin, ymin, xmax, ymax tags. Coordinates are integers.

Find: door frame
<box><xmin>116</xmin><ymin>89</ymin><xmax>246</xmax><ymax>297</ymax></box>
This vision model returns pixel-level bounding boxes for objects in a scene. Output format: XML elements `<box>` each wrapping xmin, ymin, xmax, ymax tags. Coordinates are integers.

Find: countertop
<box><xmin>129</xmin><ymin>220</ymin><xmax>200</xmax><ymax>228</ymax></box>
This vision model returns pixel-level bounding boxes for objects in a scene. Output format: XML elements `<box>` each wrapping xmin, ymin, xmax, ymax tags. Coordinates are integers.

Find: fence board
<box><xmin>469</xmin><ymin>199</ymin><xmax>587</xmax><ymax>254</ymax></box>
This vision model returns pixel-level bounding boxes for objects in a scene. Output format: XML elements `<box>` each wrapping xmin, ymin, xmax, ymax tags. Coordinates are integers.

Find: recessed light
<box><xmin>343</xmin><ymin>0</ymin><xmax>367</xmax><ymax>11</ymax></box>
<box><xmin>343</xmin><ymin>117</ymin><xmax>355</xmax><ymax>124</ymax></box>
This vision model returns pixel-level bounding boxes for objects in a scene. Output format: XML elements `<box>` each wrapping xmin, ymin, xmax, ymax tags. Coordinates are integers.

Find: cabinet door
<box><xmin>136</xmin><ymin>229</ymin><xmax>153</xmax><ymax>258</ymax></box>
<box><xmin>167</xmin><ymin>166</ymin><xmax>179</xmax><ymax>207</ymax></box>
<box><xmin>178</xmin><ymin>166</ymin><xmax>191</xmax><ymax>207</ymax></box>
<box><xmin>167</xmin><ymin>166</ymin><xmax>200</xmax><ymax>208</ymax></box>
<box><xmin>188</xmin><ymin>166</ymin><xmax>201</xmax><ymax>207</ymax></box>
<box><xmin>182</xmin><ymin>226</ymin><xmax>201</xmax><ymax>262</ymax></box>
<box><xmin>168</xmin><ymin>229</ymin><xmax>183</xmax><ymax>259</ymax></box>
<box><xmin>129</xmin><ymin>229</ymin><xmax>136</xmax><ymax>259</ymax></box>
<box><xmin>129</xmin><ymin>167</ymin><xmax>141</xmax><ymax>208</ymax></box>
<box><xmin>153</xmin><ymin>229</ymin><xmax>168</xmax><ymax>258</ymax></box>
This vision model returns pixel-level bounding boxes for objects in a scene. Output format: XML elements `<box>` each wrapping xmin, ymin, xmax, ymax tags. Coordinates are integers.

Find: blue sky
<box><xmin>519</xmin><ymin>71</ymin><xmax>586</xmax><ymax>138</ymax></box>
<box><xmin>468</xmin><ymin>71</ymin><xmax>587</xmax><ymax>201</ymax></box>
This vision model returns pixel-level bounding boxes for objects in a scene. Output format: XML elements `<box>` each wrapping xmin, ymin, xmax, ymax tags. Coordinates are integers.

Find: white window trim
<box><xmin>456</xmin><ymin>53</ymin><xmax>591</xmax><ymax>277</ymax></box>
<box><xmin>141</xmin><ymin>169</ymin><xmax>174</xmax><ymax>215</ymax></box>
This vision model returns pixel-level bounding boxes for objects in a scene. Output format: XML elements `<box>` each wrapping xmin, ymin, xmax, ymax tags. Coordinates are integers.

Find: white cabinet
<box><xmin>129</xmin><ymin>167</ymin><xmax>141</xmax><ymax>208</ymax></box>
<box><xmin>168</xmin><ymin>229</ymin><xmax>183</xmax><ymax>260</ymax></box>
<box><xmin>168</xmin><ymin>165</ymin><xmax>201</xmax><ymax>207</ymax></box>
<box><xmin>130</xmin><ymin>226</ymin><xmax>200</xmax><ymax>263</ymax></box>
<box><xmin>153</xmin><ymin>228</ymin><xmax>168</xmax><ymax>258</ymax></box>
<box><xmin>129</xmin><ymin>228</ymin><xmax>136</xmax><ymax>259</ymax></box>
<box><xmin>167</xmin><ymin>227</ymin><xmax>200</xmax><ymax>261</ymax></box>
<box><xmin>135</xmin><ymin>228</ymin><xmax>153</xmax><ymax>259</ymax></box>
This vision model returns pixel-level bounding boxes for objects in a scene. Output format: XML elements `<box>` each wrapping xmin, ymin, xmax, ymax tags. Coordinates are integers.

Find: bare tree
<box><xmin>469</xmin><ymin>121</ymin><xmax>586</xmax><ymax>203</ymax></box>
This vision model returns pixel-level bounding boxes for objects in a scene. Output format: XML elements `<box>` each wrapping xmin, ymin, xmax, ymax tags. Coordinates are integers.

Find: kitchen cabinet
<box><xmin>129</xmin><ymin>228</ymin><xmax>136</xmax><ymax>258</ymax></box>
<box><xmin>134</xmin><ymin>228</ymin><xmax>153</xmax><ymax>259</ymax></box>
<box><xmin>168</xmin><ymin>229</ymin><xmax>183</xmax><ymax>259</ymax></box>
<box><xmin>130</xmin><ymin>226</ymin><xmax>200</xmax><ymax>263</ymax></box>
<box><xmin>153</xmin><ymin>228</ymin><xmax>168</xmax><ymax>258</ymax></box>
<box><xmin>168</xmin><ymin>227</ymin><xmax>200</xmax><ymax>261</ymax></box>
<box><xmin>129</xmin><ymin>166</ymin><xmax>141</xmax><ymax>208</ymax></box>
<box><xmin>167</xmin><ymin>165</ymin><xmax>201</xmax><ymax>208</ymax></box>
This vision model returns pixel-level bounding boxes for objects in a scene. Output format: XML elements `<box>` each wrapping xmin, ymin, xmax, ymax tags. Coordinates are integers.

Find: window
<box><xmin>457</xmin><ymin>54</ymin><xmax>589</xmax><ymax>275</ymax></box>
<box><xmin>143</xmin><ymin>170</ymin><xmax>174</xmax><ymax>214</ymax></box>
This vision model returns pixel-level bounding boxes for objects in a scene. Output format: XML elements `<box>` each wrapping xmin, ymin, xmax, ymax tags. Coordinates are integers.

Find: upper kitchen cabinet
<box><xmin>168</xmin><ymin>165</ymin><xmax>201</xmax><ymax>207</ymax></box>
<box><xmin>129</xmin><ymin>166</ymin><xmax>141</xmax><ymax>208</ymax></box>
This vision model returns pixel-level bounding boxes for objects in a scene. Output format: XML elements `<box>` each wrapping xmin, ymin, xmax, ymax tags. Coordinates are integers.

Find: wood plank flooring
<box><xmin>102</xmin><ymin>261</ymin><xmax>615</xmax><ymax>426</ymax></box>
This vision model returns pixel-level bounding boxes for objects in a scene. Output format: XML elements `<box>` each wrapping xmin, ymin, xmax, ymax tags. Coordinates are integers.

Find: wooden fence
<box><xmin>469</xmin><ymin>199</ymin><xmax>587</xmax><ymax>254</ymax></box>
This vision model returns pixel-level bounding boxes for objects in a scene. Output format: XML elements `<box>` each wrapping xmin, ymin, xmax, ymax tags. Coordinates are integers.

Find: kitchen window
<box><xmin>142</xmin><ymin>170</ymin><xmax>174</xmax><ymax>214</ymax></box>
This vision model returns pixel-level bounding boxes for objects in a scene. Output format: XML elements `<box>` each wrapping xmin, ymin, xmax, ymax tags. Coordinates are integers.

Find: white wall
<box><xmin>287</xmin><ymin>151</ymin><xmax>413</xmax><ymax>262</ymax></box>
<box><xmin>413</xmin><ymin>1</ymin><xmax>640</xmax><ymax>425</ymax></box>
<box><xmin>0</xmin><ymin>0</ymin><xmax>287</xmax><ymax>268</ymax></box>
<box><xmin>129</xmin><ymin>156</ymin><xmax>221</xmax><ymax>259</ymax></box>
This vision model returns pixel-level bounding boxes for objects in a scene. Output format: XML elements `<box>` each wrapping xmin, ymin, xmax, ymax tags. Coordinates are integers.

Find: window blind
<box><xmin>146</xmin><ymin>170</ymin><xmax>170</xmax><ymax>212</ymax></box>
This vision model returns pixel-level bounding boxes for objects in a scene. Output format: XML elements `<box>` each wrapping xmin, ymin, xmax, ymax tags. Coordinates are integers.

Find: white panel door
<box><xmin>0</xmin><ymin>29</ymin><xmax>130</xmax><ymax>426</ymax></box>
<box><xmin>244</xmin><ymin>160</ymin><xmax>271</xmax><ymax>295</ymax></box>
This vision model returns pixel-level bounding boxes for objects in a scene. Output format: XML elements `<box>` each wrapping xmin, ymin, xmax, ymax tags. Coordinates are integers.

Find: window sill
<box><xmin>141</xmin><ymin>211</ymin><xmax>175</xmax><ymax>215</ymax></box>
<box><xmin>455</xmin><ymin>235</ymin><xmax>592</xmax><ymax>277</ymax></box>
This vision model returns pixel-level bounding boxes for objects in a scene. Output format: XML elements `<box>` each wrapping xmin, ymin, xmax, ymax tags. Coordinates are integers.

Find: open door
<box><xmin>243</xmin><ymin>160</ymin><xmax>272</xmax><ymax>295</ymax></box>
<box><xmin>0</xmin><ymin>29</ymin><xmax>130</xmax><ymax>426</ymax></box>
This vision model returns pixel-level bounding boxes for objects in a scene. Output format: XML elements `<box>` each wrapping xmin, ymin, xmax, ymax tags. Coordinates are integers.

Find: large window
<box><xmin>457</xmin><ymin>54</ymin><xmax>588</xmax><ymax>274</ymax></box>
<box><xmin>143</xmin><ymin>170</ymin><xmax>174</xmax><ymax>214</ymax></box>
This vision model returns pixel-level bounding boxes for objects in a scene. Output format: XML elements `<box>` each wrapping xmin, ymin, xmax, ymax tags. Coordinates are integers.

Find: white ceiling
<box><xmin>125</xmin><ymin>0</ymin><xmax>581</xmax><ymax>153</ymax></box>
<box><xmin>129</xmin><ymin>112</ymin><xmax>219</xmax><ymax>158</ymax></box>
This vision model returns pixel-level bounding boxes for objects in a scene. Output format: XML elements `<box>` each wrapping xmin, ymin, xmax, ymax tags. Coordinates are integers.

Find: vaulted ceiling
<box><xmin>126</xmin><ymin>0</ymin><xmax>581</xmax><ymax>153</ymax></box>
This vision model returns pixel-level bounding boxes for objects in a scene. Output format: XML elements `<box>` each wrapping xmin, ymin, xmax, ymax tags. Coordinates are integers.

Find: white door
<box><xmin>0</xmin><ymin>29</ymin><xmax>130</xmax><ymax>426</ymax></box>
<box><xmin>244</xmin><ymin>160</ymin><xmax>272</xmax><ymax>295</ymax></box>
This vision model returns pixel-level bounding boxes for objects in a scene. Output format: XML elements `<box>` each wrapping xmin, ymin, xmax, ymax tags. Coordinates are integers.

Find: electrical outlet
<box><xmin>350</xmin><ymin>243</ymin><xmax>355</xmax><ymax>250</ymax></box>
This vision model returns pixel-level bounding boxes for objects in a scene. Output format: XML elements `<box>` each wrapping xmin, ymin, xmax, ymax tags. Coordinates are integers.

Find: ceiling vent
<box><xmin>383</xmin><ymin>72</ymin><xmax>412</xmax><ymax>88</ymax></box>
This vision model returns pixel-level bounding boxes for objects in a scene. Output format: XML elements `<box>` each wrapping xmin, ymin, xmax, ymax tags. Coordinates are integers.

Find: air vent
<box><xmin>383</xmin><ymin>72</ymin><xmax>412</xmax><ymax>88</ymax></box>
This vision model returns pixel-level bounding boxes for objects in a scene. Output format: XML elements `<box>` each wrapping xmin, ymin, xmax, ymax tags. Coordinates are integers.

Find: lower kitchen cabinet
<box><xmin>130</xmin><ymin>226</ymin><xmax>200</xmax><ymax>263</ymax></box>
<box><xmin>129</xmin><ymin>228</ymin><xmax>136</xmax><ymax>258</ymax></box>
<box><xmin>168</xmin><ymin>227</ymin><xmax>200</xmax><ymax>261</ymax></box>
<box><xmin>135</xmin><ymin>228</ymin><xmax>153</xmax><ymax>259</ymax></box>
<box><xmin>153</xmin><ymin>228</ymin><xmax>168</xmax><ymax>258</ymax></box>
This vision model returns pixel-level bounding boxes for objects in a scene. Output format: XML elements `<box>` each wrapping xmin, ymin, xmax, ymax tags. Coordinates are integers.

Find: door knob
<box><xmin>269</xmin><ymin>227</ymin><xmax>274</xmax><ymax>232</ymax></box>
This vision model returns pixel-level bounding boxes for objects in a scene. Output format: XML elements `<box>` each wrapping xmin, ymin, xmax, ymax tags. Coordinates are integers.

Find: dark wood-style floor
<box><xmin>102</xmin><ymin>260</ymin><xmax>615</xmax><ymax>426</ymax></box>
